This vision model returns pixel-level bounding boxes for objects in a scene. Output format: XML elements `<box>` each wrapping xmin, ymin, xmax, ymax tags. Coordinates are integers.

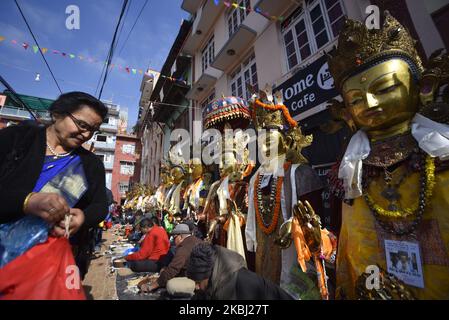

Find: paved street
<box><xmin>82</xmin><ymin>230</ymin><xmax>117</xmax><ymax>300</ymax></box>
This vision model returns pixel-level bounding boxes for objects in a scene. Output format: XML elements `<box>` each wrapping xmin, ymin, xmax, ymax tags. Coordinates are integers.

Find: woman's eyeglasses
<box><xmin>67</xmin><ymin>113</ymin><xmax>100</xmax><ymax>133</ymax></box>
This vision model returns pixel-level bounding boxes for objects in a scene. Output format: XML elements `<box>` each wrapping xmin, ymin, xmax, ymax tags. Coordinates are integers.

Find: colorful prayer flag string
<box><xmin>0</xmin><ymin>34</ymin><xmax>189</xmax><ymax>84</ymax></box>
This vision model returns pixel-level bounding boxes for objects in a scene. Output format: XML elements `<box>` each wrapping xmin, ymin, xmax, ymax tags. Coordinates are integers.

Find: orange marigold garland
<box><xmin>254</xmin><ymin>99</ymin><xmax>298</xmax><ymax>128</ymax></box>
<box><xmin>254</xmin><ymin>173</ymin><xmax>284</xmax><ymax>235</ymax></box>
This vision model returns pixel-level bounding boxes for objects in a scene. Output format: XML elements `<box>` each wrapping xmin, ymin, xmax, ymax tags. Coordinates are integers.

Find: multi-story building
<box><xmin>90</xmin><ymin>100</ymin><xmax>120</xmax><ymax>190</ymax></box>
<box><xmin>138</xmin><ymin>19</ymin><xmax>193</xmax><ymax>187</ymax></box>
<box><xmin>111</xmin><ymin>133</ymin><xmax>141</xmax><ymax>204</ymax></box>
<box><xmin>136</xmin><ymin>69</ymin><xmax>161</xmax><ymax>188</ymax></box>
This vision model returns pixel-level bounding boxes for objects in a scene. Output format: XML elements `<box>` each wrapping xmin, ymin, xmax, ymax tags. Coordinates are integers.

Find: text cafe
<box><xmin>274</xmin><ymin>54</ymin><xmax>351</xmax><ymax>232</ymax></box>
<box><xmin>274</xmin><ymin>54</ymin><xmax>350</xmax><ymax>167</ymax></box>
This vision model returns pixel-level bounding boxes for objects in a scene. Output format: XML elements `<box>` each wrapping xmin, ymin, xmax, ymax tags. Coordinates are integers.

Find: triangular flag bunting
<box><xmin>32</xmin><ymin>45</ymin><xmax>38</xmax><ymax>53</ymax></box>
<box><xmin>11</xmin><ymin>40</ymin><xmax>17</xmax><ymax>44</ymax></box>
<box><xmin>41</xmin><ymin>48</ymin><xmax>48</xmax><ymax>54</ymax></box>
<box><xmin>69</xmin><ymin>54</ymin><xmax>75</xmax><ymax>58</ymax></box>
<box><xmin>78</xmin><ymin>55</ymin><xmax>84</xmax><ymax>60</ymax></box>
<box><xmin>62</xmin><ymin>52</ymin><xmax>67</xmax><ymax>56</ymax></box>
<box><xmin>125</xmin><ymin>67</ymin><xmax>130</xmax><ymax>73</ymax></box>
<box><xmin>0</xmin><ymin>36</ymin><xmax>5</xmax><ymax>42</ymax></box>
<box><xmin>138</xmin><ymin>70</ymin><xmax>143</xmax><ymax>74</ymax></box>
<box><xmin>132</xmin><ymin>69</ymin><xmax>137</xmax><ymax>74</ymax></box>
<box><xmin>53</xmin><ymin>50</ymin><xmax>60</xmax><ymax>54</ymax></box>
<box><xmin>22</xmin><ymin>42</ymin><xmax>29</xmax><ymax>50</ymax></box>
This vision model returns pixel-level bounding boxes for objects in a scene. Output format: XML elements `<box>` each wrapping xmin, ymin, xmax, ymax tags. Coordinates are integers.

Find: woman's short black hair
<box><xmin>139</xmin><ymin>218</ymin><xmax>154</xmax><ymax>229</ymax></box>
<box><xmin>150</xmin><ymin>216</ymin><xmax>160</xmax><ymax>226</ymax></box>
<box><xmin>49</xmin><ymin>91</ymin><xmax>108</xmax><ymax>120</ymax></box>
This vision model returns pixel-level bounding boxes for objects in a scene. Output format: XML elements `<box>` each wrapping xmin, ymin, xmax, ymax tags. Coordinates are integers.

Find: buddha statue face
<box><xmin>188</xmin><ymin>159</ymin><xmax>203</xmax><ymax>181</ymax></box>
<box><xmin>219</xmin><ymin>150</ymin><xmax>248</xmax><ymax>182</ymax></box>
<box><xmin>219</xmin><ymin>150</ymin><xmax>237</xmax><ymax>177</ymax></box>
<box><xmin>170</xmin><ymin>166</ymin><xmax>185</xmax><ymax>185</ymax></box>
<box><xmin>342</xmin><ymin>59</ymin><xmax>419</xmax><ymax>134</ymax></box>
<box><xmin>259</xmin><ymin>129</ymin><xmax>287</xmax><ymax>164</ymax></box>
<box><xmin>160</xmin><ymin>172</ymin><xmax>170</xmax><ymax>186</ymax></box>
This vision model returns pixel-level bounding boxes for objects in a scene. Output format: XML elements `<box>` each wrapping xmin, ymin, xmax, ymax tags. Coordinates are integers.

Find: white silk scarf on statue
<box><xmin>339</xmin><ymin>114</ymin><xmax>449</xmax><ymax>199</ymax></box>
<box><xmin>217</xmin><ymin>176</ymin><xmax>246</xmax><ymax>261</ymax></box>
<box><xmin>245</xmin><ymin>157</ymin><xmax>300</xmax><ymax>290</ymax></box>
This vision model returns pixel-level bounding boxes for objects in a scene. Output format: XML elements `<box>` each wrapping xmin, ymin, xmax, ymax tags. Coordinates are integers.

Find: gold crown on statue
<box><xmin>327</xmin><ymin>11</ymin><xmax>424</xmax><ymax>90</ymax></box>
<box><xmin>250</xmin><ymin>84</ymin><xmax>298</xmax><ymax>131</ymax></box>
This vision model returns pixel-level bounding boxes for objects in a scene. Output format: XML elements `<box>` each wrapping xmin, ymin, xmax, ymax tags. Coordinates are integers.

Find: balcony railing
<box><xmin>93</xmin><ymin>141</ymin><xmax>116</xmax><ymax>151</ymax></box>
<box><xmin>0</xmin><ymin>107</ymin><xmax>50</xmax><ymax>120</ymax></box>
<box><xmin>100</xmin><ymin>123</ymin><xmax>118</xmax><ymax>133</ymax></box>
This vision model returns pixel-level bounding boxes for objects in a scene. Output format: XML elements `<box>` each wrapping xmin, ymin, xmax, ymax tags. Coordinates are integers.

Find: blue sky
<box><xmin>0</xmin><ymin>0</ymin><xmax>189</xmax><ymax>130</ymax></box>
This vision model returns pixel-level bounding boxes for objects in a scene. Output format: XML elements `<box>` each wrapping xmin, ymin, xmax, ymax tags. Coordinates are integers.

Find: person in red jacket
<box><xmin>125</xmin><ymin>217</ymin><xmax>170</xmax><ymax>272</ymax></box>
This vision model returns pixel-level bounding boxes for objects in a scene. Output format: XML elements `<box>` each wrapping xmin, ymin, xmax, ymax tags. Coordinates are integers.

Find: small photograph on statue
<box><xmin>384</xmin><ymin>240</ymin><xmax>424</xmax><ymax>289</ymax></box>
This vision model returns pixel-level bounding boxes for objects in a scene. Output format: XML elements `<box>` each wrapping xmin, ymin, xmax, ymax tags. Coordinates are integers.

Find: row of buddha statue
<box><xmin>125</xmin><ymin>12</ymin><xmax>449</xmax><ymax>299</ymax></box>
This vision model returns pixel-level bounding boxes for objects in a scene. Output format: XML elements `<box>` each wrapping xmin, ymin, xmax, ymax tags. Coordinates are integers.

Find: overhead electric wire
<box><xmin>97</xmin><ymin>0</ymin><xmax>130</xmax><ymax>99</ymax></box>
<box><xmin>118</xmin><ymin>0</ymin><xmax>149</xmax><ymax>56</ymax></box>
<box><xmin>94</xmin><ymin>0</ymin><xmax>131</xmax><ymax>95</ymax></box>
<box><xmin>0</xmin><ymin>61</ymin><xmax>138</xmax><ymax>99</ymax></box>
<box><xmin>14</xmin><ymin>0</ymin><xmax>62</xmax><ymax>94</ymax></box>
<box><xmin>114</xmin><ymin>0</ymin><xmax>133</xmax><ymax>51</ymax></box>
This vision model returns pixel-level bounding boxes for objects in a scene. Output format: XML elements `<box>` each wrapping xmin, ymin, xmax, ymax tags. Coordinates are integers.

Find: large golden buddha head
<box><xmin>327</xmin><ymin>11</ymin><xmax>424</xmax><ymax>135</ymax></box>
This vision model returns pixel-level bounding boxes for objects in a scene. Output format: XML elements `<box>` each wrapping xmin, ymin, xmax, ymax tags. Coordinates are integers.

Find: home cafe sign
<box><xmin>274</xmin><ymin>54</ymin><xmax>338</xmax><ymax>118</ymax></box>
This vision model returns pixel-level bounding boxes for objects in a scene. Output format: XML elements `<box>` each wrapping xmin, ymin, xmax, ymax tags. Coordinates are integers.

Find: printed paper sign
<box><xmin>385</xmin><ymin>240</ymin><xmax>424</xmax><ymax>288</ymax></box>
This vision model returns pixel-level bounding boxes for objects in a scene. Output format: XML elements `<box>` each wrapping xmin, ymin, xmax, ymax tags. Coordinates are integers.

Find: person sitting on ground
<box><xmin>186</xmin><ymin>242</ymin><xmax>294</xmax><ymax>300</ymax></box>
<box><xmin>124</xmin><ymin>217</ymin><xmax>170</xmax><ymax>273</ymax></box>
<box><xmin>138</xmin><ymin>223</ymin><xmax>203</xmax><ymax>297</ymax></box>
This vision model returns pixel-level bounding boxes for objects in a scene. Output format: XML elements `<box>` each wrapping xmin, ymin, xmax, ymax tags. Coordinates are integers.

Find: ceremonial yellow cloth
<box><xmin>337</xmin><ymin>168</ymin><xmax>449</xmax><ymax>299</ymax></box>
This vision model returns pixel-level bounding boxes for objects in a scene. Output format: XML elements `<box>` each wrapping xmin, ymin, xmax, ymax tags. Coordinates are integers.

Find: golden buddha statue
<box><xmin>146</xmin><ymin>162</ymin><xmax>171</xmax><ymax>216</ymax></box>
<box><xmin>327</xmin><ymin>11</ymin><xmax>449</xmax><ymax>299</ymax></box>
<box><xmin>245</xmin><ymin>87</ymin><xmax>327</xmax><ymax>299</ymax></box>
<box><xmin>202</xmin><ymin>96</ymin><xmax>254</xmax><ymax>261</ymax></box>
<box><xmin>182</xmin><ymin>158</ymin><xmax>211</xmax><ymax>226</ymax></box>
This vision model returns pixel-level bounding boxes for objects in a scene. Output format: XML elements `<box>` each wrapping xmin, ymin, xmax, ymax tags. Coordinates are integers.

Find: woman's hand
<box><xmin>51</xmin><ymin>208</ymin><xmax>85</xmax><ymax>237</ymax></box>
<box><xmin>24</xmin><ymin>192</ymin><xmax>70</xmax><ymax>224</ymax></box>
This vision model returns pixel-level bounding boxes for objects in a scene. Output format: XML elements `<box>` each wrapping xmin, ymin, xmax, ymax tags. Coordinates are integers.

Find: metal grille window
<box><xmin>201</xmin><ymin>36</ymin><xmax>215</xmax><ymax>73</ymax></box>
<box><xmin>201</xmin><ymin>91</ymin><xmax>216</xmax><ymax>110</ymax></box>
<box><xmin>120</xmin><ymin>161</ymin><xmax>135</xmax><ymax>175</ymax></box>
<box><xmin>227</xmin><ymin>0</ymin><xmax>250</xmax><ymax>37</ymax></box>
<box><xmin>281</xmin><ymin>0</ymin><xmax>346</xmax><ymax>70</ymax></box>
<box><xmin>230</xmin><ymin>53</ymin><xmax>258</xmax><ymax>101</ymax></box>
<box><xmin>122</xmin><ymin>144</ymin><xmax>135</xmax><ymax>155</ymax></box>
<box><xmin>119</xmin><ymin>182</ymin><xmax>129</xmax><ymax>194</ymax></box>
<box><xmin>96</xmin><ymin>135</ymin><xmax>107</xmax><ymax>142</ymax></box>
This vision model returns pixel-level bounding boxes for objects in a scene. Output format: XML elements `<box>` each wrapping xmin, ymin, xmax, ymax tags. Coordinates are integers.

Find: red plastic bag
<box><xmin>0</xmin><ymin>236</ymin><xmax>86</xmax><ymax>300</ymax></box>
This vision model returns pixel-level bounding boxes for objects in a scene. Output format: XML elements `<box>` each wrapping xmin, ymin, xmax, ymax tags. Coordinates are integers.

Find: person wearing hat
<box><xmin>138</xmin><ymin>223</ymin><xmax>203</xmax><ymax>297</ymax></box>
<box><xmin>186</xmin><ymin>242</ymin><xmax>294</xmax><ymax>300</ymax></box>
